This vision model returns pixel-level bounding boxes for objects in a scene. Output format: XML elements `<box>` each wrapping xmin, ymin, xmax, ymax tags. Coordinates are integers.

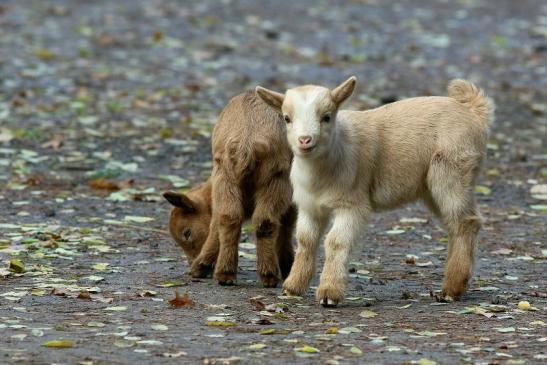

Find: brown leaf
<box><xmin>89</xmin><ymin>178</ymin><xmax>134</xmax><ymax>191</ymax></box>
<box><xmin>77</xmin><ymin>290</ymin><xmax>91</xmax><ymax>300</ymax></box>
<box><xmin>169</xmin><ymin>291</ymin><xmax>196</xmax><ymax>309</ymax></box>
<box><xmin>255</xmin><ymin>318</ymin><xmax>274</xmax><ymax>325</ymax></box>
<box><xmin>249</xmin><ymin>298</ymin><xmax>266</xmax><ymax>311</ymax></box>
<box><xmin>405</xmin><ymin>256</ymin><xmax>416</xmax><ymax>265</ymax></box>
<box><xmin>51</xmin><ymin>288</ymin><xmax>67</xmax><ymax>297</ymax></box>
<box><xmin>41</xmin><ymin>134</ymin><xmax>64</xmax><ymax>150</ymax></box>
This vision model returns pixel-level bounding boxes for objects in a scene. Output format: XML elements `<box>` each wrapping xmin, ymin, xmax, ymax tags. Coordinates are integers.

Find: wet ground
<box><xmin>0</xmin><ymin>0</ymin><xmax>546</xmax><ymax>364</ymax></box>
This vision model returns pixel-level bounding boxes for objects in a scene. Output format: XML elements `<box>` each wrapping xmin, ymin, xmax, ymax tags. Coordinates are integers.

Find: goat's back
<box><xmin>212</xmin><ymin>91</ymin><xmax>292</xmax><ymax>185</ymax></box>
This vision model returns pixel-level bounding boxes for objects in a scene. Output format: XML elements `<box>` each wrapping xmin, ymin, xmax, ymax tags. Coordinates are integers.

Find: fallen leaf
<box><xmin>350</xmin><ymin>346</ymin><xmax>362</xmax><ymax>354</ymax></box>
<box><xmin>104</xmin><ymin>306</ymin><xmax>127</xmax><ymax>311</ymax></box>
<box><xmin>51</xmin><ymin>288</ymin><xmax>67</xmax><ymax>297</ymax></box>
<box><xmin>90</xmin><ymin>178</ymin><xmax>133</xmax><ymax>191</ymax></box>
<box><xmin>359</xmin><ymin>310</ymin><xmax>378</xmax><ymax>318</ymax></box>
<box><xmin>295</xmin><ymin>345</ymin><xmax>320</xmax><ymax>353</ymax></box>
<box><xmin>249</xmin><ymin>343</ymin><xmax>267</xmax><ymax>350</ymax></box>
<box><xmin>9</xmin><ymin>259</ymin><xmax>25</xmax><ymax>273</ymax></box>
<box><xmin>169</xmin><ymin>292</ymin><xmax>196</xmax><ymax>308</ymax></box>
<box><xmin>124</xmin><ymin>215</ymin><xmax>154</xmax><ymax>223</ymax></box>
<box><xmin>207</xmin><ymin>321</ymin><xmax>235</xmax><ymax>327</ymax></box>
<box><xmin>41</xmin><ymin>134</ymin><xmax>64</xmax><ymax>150</ymax></box>
<box><xmin>475</xmin><ymin>185</ymin><xmax>491</xmax><ymax>195</ymax></box>
<box><xmin>43</xmin><ymin>340</ymin><xmax>74</xmax><ymax>348</ymax></box>
<box><xmin>151</xmin><ymin>324</ymin><xmax>168</xmax><ymax>331</ymax></box>
<box><xmin>495</xmin><ymin>327</ymin><xmax>516</xmax><ymax>333</ymax></box>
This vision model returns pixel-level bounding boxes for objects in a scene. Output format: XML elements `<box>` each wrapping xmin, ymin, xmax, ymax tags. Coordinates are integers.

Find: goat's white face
<box><xmin>256</xmin><ymin>77</ymin><xmax>357</xmax><ymax>158</ymax></box>
<box><xmin>283</xmin><ymin>87</ymin><xmax>336</xmax><ymax>157</ymax></box>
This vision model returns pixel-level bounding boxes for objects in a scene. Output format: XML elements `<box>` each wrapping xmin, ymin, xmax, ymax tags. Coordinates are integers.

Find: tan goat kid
<box><xmin>256</xmin><ymin>77</ymin><xmax>493</xmax><ymax>306</ymax></box>
<box><xmin>164</xmin><ymin>91</ymin><xmax>295</xmax><ymax>287</ymax></box>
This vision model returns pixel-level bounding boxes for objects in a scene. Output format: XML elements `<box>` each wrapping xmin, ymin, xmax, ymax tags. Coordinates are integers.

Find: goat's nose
<box><xmin>298</xmin><ymin>135</ymin><xmax>312</xmax><ymax>146</ymax></box>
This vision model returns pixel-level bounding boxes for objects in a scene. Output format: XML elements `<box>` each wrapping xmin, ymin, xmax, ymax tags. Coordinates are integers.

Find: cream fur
<box><xmin>256</xmin><ymin>78</ymin><xmax>494</xmax><ymax>306</ymax></box>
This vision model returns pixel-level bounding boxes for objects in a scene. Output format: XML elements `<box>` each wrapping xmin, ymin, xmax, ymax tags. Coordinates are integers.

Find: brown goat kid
<box><xmin>164</xmin><ymin>91</ymin><xmax>295</xmax><ymax>287</ymax></box>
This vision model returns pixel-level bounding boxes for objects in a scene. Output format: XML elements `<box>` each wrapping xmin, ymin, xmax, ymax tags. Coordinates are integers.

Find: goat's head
<box><xmin>163</xmin><ymin>187</ymin><xmax>212</xmax><ymax>264</ymax></box>
<box><xmin>256</xmin><ymin>76</ymin><xmax>356</xmax><ymax>158</ymax></box>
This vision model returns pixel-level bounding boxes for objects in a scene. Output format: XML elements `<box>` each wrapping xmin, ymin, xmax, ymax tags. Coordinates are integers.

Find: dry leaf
<box><xmin>169</xmin><ymin>291</ymin><xmax>196</xmax><ymax>309</ymax></box>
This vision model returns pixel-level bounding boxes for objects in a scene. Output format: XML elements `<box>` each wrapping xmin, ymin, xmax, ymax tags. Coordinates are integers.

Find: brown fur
<box><xmin>164</xmin><ymin>91</ymin><xmax>295</xmax><ymax>287</ymax></box>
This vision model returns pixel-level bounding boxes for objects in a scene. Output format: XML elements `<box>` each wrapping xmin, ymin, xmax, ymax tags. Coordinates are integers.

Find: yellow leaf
<box><xmin>9</xmin><ymin>259</ymin><xmax>25</xmax><ymax>273</ymax></box>
<box><xmin>206</xmin><ymin>321</ymin><xmax>235</xmax><ymax>327</ymax></box>
<box><xmin>359</xmin><ymin>310</ymin><xmax>378</xmax><ymax>318</ymax></box>
<box><xmin>475</xmin><ymin>185</ymin><xmax>491</xmax><ymax>196</ymax></box>
<box><xmin>295</xmin><ymin>345</ymin><xmax>320</xmax><ymax>353</ymax></box>
<box><xmin>43</xmin><ymin>340</ymin><xmax>74</xmax><ymax>348</ymax></box>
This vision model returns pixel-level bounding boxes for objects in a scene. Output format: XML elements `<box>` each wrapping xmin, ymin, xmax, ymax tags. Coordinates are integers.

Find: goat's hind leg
<box><xmin>427</xmin><ymin>151</ymin><xmax>482</xmax><ymax>301</ymax></box>
<box><xmin>252</xmin><ymin>178</ymin><xmax>293</xmax><ymax>288</ymax></box>
<box><xmin>277</xmin><ymin>204</ymin><xmax>296</xmax><ymax>279</ymax></box>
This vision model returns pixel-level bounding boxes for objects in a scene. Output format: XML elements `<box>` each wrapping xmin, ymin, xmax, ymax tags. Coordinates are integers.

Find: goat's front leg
<box><xmin>282</xmin><ymin>208</ymin><xmax>328</xmax><ymax>296</ymax></box>
<box><xmin>190</xmin><ymin>217</ymin><xmax>219</xmax><ymax>278</ymax></box>
<box><xmin>212</xmin><ymin>175</ymin><xmax>245</xmax><ymax>286</ymax></box>
<box><xmin>317</xmin><ymin>208</ymin><xmax>365</xmax><ymax>307</ymax></box>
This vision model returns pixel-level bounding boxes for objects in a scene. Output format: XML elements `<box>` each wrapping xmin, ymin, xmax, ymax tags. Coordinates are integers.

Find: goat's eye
<box><xmin>284</xmin><ymin>115</ymin><xmax>291</xmax><ymax>124</ymax></box>
<box><xmin>321</xmin><ymin>113</ymin><xmax>331</xmax><ymax>123</ymax></box>
<box><xmin>182</xmin><ymin>228</ymin><xmax>192</xmax><ymax>240</ymax></box>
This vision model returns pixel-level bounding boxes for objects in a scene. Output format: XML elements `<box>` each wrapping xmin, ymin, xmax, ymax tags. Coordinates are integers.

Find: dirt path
<box><xmin>0</xmin><ymin>1</ymin><xmax>546</xmax><ymax>364</ymax></box>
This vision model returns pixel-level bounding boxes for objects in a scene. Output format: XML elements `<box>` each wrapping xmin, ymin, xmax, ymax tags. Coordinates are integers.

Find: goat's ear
<box><xmin>331</xmin><ymin>76</ymin><xmax>357</xmax><ymax>106</ymax></box>
<box><xmin>163</xmin><ymin>191</ymin><xmax>196</xmax><ymax>213</ymax></box>
<box><xmin>255</xmin><ymin>86</ymin><xmax>284</xmax><ymax>111</ymax></box>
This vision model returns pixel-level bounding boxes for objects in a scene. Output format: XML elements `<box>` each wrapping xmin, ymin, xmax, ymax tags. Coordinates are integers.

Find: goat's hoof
<box><xmin>319</xmin><ymin>298</ymin><xmax>339</xmax><ymax>308</ymax></box>
<box><xmin>316</xmin><ymin>285</ymin><xmax>344</xmax><ymax>307</ymax></box>
<box><xmin>215</xmin><ymin>271</ymin><xmax>236</xmax><ymax>286</ymax></box>
<box><xmin>281</xmin><ymin>288</ymin><xmax>301</xmax><ymax>297</ymax></box>
<box><xmin>190</xmin><ymin>262</ymin><xmax>214</xmax><ymax>278</ymax></box>
<box><xmin>260</xmin><ymin>272</ymin><xmax>280</xmax><ymax>288</ymax></box>
<box><xmin>440</xmin><ymin>288</ymin><xmax>460</xmax><ymax>302</ymax></box>
<box><xmin>441</xmin><ymin>282</ymin><xmax>467</xmax><ymax>302</ymax></box>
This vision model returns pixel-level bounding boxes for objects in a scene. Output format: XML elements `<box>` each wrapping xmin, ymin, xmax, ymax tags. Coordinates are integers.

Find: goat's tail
<box><xmin>448</xmin><ymin>79</ymin><xmax>494</xmax><ymax>125</ymax></box>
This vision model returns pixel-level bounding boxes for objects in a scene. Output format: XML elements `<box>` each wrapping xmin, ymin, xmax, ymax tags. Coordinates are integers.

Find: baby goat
<box><xmin>256</xmin><ymin>77</ymin><xmax>493</xmax><ymax>306</ymax></box>
<box><xmin>164</xmin><ymin>91</ymin><xmax>295</xmax><ymax>287</ymax></box>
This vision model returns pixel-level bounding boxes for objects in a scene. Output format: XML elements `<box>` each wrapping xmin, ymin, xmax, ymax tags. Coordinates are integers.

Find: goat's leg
<box><xmin>252</xmin><ymin>178</ymin><xmax>293</xmax><ymax>287</ymax></box>
<box><xmin>190</xmin><ymin>218</ymin><xmax>219</xmax><ymax>278</ymax></box>
<box><xmin>277</xmin><ymin>204</ymin><xmax>296</xmax><ymax>279</ymax></box>
<box><xmin>317</xmin><ymin>208</ymin><xmax>365</xmax><ymax>307</ymax></box>
<box><xmin>213</xmin><ymin>177</ymin><xmax>244</xmax><ymax>286</ymax></box>
<box><xmin>442</xmin><ymin>212</ymin><xmax>481</xmax><ymax>301</ymax></box>
<box><xmin>427</xmin><ymin>151</ymin><xmax>483</xmax><ymax>300</ymax></box>
<box><xmin>282</xmin><ymin>209</ymin><xmax>328</xmax><ymax>296</ymax></box>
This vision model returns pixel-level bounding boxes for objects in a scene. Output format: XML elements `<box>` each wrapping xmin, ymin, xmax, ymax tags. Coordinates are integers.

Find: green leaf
<box><xmin>495</xmin><ymin>327</ymin><xmax>515</xmax><ymax>333</ymax></box>
<box><xmin>43</xmin><ymin>340</ymin><xmax>74</xmax><ymax>348</ymax></box>
<box><xmin>249</xmin><ymin>343</ymin><xmax>267</xmax><ymax>350</ymax></box>
<box><xmin>206</xmin><ymin>321</ymin><xmax>235</xmax><ymax>327</ymax></box>
<box><xmin>9</xmin><ymin>259</ymin><xmax>25</xmax><ymax>273</ymax></box>
<box><xmin>530</xmin><ymin>205</ymin><xmax>547</xmax><ymax>212</ymax></box>
<box><xmin>92</xmin><ymin>263</ymin><xmax>109</xmax><ymax>271</ymax></box>
<box><xmin>418</xmin><ymin>358</ymin><xmax>437</xmax><ymax>365</ymax></box>
<box><xmin>124</xmin><ymin>215</ymin><xmax>155</xmax><ymax>223</ymax></box>
<box><xmin>104</xmin><ymin>306</ymin><xmax>127</xmax><ymax>311</ymax></box>
<box><xmin>295</xmin><ymin>345</ymin><xmax>320</xmax><ymax>353</ymax></box>
<box><xmin>475</xmin><ymin>185</ymin><xmax>491</xmax><ymax>196</ymax></box>
<box><xmin>359</xmin><ymin>310</ymin><xmax>378</xmax><ymax>318</ymax></box>
<box><xmin>350</xmin><ymin>346</ymin><xmax>362</xmax><ymax>354</ymax></box>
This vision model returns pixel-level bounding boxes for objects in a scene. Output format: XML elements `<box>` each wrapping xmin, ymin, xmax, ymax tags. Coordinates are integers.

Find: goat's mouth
<box><xmin>297</xmin><ymin>145</ymin><xmax>316</xmax><ymax>154</ymax></box>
